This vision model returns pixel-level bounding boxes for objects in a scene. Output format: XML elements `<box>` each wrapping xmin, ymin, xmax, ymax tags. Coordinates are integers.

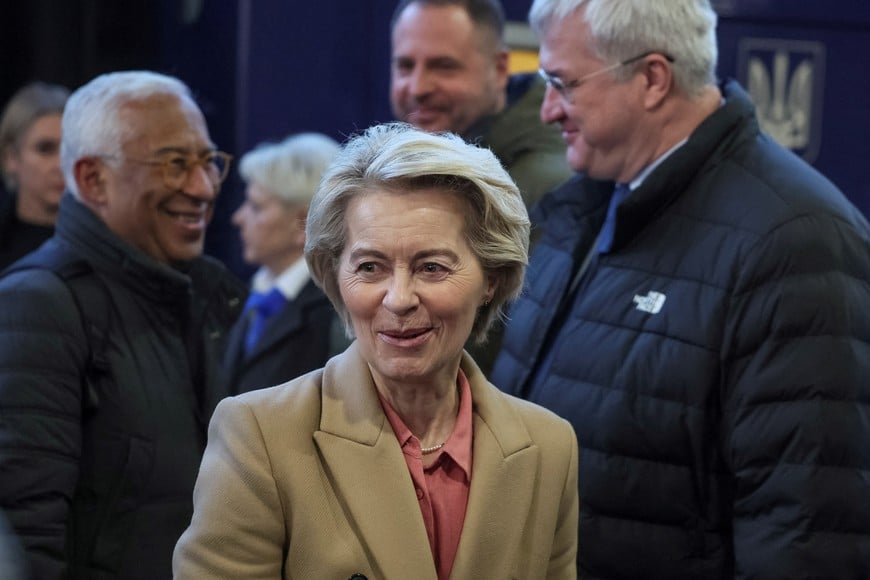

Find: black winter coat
<box><xmin>492</xmin><ymin>81</ymin><xmax>870</xmax><ymax>579</ymax></box>
<box><xmin>0</xmin><ymin>195</ymin><xmax>246</xmax><ymax>579</ymax></box>
<box><xmin>0</xmin><ymin>189</ymin><xmax>54</xmax><ymax>271</ymax></box>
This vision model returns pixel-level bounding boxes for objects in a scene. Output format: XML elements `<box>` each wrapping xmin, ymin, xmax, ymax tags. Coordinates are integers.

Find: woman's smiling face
<box><xmin>338</xmin><ymin>187</ymin><xmax>493</xmax><ymax>388</ymax></box>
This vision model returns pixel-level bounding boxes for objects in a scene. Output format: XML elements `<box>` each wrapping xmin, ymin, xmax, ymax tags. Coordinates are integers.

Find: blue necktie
<box><xmin>597</xmin><ymin>183</ymin><xmax>632</xmax><ymax>253</ymax></box>
<box><xmin>243</xmin><ymin>288</ymin><xmax>286</xmax><ymax>354</ymax></box>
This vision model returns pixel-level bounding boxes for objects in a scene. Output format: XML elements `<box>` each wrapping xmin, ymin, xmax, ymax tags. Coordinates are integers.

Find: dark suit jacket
<box><xmin>0</xmin><ymin>190</ymin><xmax>54</xmax><ymax>271</ymax></box>
<box><xmin>223</xmin><ymin>279</ymin><xmax>341</xmax><ymax>394</ymax></box>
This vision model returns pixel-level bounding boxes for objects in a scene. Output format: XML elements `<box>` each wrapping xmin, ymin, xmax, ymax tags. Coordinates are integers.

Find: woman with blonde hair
<box><xmin>225</xmin><ymin>132</ymin><xmax>345</xmax><ymax>394</ymax></box>
<box><xmin>175</xmin><ymin>123</ymin><xmax>579</xmax><ymax>579</ymax></box>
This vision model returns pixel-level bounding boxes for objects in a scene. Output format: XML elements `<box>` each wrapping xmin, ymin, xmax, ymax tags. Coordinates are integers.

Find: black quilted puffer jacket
<box><xmin>492</xmin><ymin>80</ymin><xmax>870</xmax><ymax>579</ymax></box>
<box><xmin>0</xmin><ymin>195</ymin><xmax>246</xmax><ymax>579</ymax></box>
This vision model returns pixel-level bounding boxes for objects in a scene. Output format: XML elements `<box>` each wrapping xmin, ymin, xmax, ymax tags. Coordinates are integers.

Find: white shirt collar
<box><xmin>250</xmin><ymin>257</ymin><xmax>310</xmax><ymax>300</ymax></box>
<box><xmin>628</xmin><ymin>137</ymin><xmax>689</xmax><ymax>191</ymax></box>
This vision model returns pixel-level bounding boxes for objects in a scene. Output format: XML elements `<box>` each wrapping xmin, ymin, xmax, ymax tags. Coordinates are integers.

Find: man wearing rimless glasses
<box><xmin>492</xmin><ymin>0</ymin><xmax>870</xmax><ymax>578</ymax></box>
<box><xmin>0</xmin><ymin>71</ymin><xmax>246</xmax><ymax>579</ymax></box>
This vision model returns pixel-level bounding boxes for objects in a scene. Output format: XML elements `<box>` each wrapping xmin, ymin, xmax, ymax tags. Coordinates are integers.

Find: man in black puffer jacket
<box><xmin>492</xmin><ymin>1</ymin><xmax>870</xmax><ymax>578</ymax></box>
<box><xmin>0</xmin><ymin>71</ymin><xmax>246</xmax><ymax>580</ymax></box>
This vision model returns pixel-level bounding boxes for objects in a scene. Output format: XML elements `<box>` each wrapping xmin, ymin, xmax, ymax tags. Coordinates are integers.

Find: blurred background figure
<box><xmin>389</xmin><ymin>0</ymin><xmax>572</xmax><ymax>211</ymax></box>
<box><xmin>493</xmin><ymin>0</ymin><xmax>870</xmax><ymax>577</ymax></box>
<box><xmin>0</xmin><ymin>81</ymin><xmax>69</xmax><ymax>270</ymax></box>
<box><xmin>225</xmin><ymin>132</ymin><xmax>346</xmax><ymax>394</ymax></box>
<box><xmin>0</xmin><ymin>70</ymin><xmax>246</xmax><ymax>580</ymax></box>
<box><xmin>390</xmin><ymin>0</ymin><xmax>571</xmax><ymax>377</ymax></box>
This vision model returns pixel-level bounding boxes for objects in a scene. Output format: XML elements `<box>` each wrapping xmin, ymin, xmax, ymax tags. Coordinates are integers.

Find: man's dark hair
<box><xmin>390</xmin><ymin>0</ymin><xmax>506</xmax><ymax>44</ymax></box>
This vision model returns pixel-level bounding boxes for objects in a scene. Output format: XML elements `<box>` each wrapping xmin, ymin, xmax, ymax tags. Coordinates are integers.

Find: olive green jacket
<box><xmin>468</xmin><ymin>73</ymin><xmax>573</xmax><ymax>210</ymax></box>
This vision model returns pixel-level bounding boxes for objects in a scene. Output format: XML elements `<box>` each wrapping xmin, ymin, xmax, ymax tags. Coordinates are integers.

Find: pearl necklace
<box><xmin>420</xmin><ymin>442</ymin><xmax>445</xmax><ymax>455</ymax></box>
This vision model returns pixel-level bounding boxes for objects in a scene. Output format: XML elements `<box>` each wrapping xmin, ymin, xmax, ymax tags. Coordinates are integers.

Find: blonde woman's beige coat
<box><xmin>173</xmin><ymin>342</ymin><xmax>579</xmax><ymax>579</ymax></box>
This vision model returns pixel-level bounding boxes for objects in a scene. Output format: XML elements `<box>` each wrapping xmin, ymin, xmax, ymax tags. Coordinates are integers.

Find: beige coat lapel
<box><xmin>450</xmin><ymin>353</ymin><xmax>540</xmax><ymax>579</ymax></box>
<box><xmin>313</xmin><ymin>344</ymin><xmax>438</xmax><ymax>580</ymax></box>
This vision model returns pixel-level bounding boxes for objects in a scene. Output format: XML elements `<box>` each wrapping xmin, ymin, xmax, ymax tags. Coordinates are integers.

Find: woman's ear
<box><xmin>483</xmin><ymin>277</ymin><xmax>498</xmax><ymax>305</ymax></box>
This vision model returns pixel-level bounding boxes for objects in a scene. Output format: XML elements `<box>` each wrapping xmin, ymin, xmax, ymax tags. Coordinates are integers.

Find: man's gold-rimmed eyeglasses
<box><xmin>538</xmin><ymin>51</ymin><xmax>675</xmax><ymax>102</ymax></box>
<box><xmin>99</xmin><ymin>150</ymin><xmax>233</xmax><ymax>190</ymax></box>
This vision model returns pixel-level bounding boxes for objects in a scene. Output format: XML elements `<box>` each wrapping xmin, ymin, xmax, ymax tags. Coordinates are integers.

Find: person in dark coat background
<box><xmin>0</xmin><ymin>81</ymin><xmax>69</xmax><ymax>270</ymax></box>
<box><xmin>225</xmin><ymin>132</ymin><xmax>347</xmax><ymax>394</ymax></box>
<box><xmin>389</xmin><ymin>0</ymin><xmax>576</xmax><ymax>377</ymax></box>
<box><xmin>491</xmin><ymin>0</ymin><xmax>870</xmax><ymax>577</ymax></box>
<box><xmin>0</xmin><ymin>70</ymin><xmax>246</xmax><ymax>580</ymax></box>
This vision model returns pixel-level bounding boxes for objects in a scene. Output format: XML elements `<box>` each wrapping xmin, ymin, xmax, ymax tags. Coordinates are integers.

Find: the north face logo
<box><xmin>633</xmin><ymin>291</ymin><xmax>666</xmax><ymax>314</ymax></box>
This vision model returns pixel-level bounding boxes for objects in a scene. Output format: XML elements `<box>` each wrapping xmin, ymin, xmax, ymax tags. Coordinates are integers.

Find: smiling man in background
<box><xmin>389</xmin><ymin>0</ymin><xmax>572</xmax><ymax>211</ymax></box>
<box><xmin>0</xmin><ymin>70</ymin><xmax>246</xmax><ymax>579</ymax></box>
<box><xmin>390</xmin><ymin>0</ymin><xmax>574</xmax><ymax>376</ymax></box>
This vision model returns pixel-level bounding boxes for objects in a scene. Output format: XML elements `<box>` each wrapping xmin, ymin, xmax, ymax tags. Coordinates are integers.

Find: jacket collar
<box><xmin>55</xmin><ymin>194</ymin><xmax>196</xmax><ymax>302</ymax></box>
<box><xmin>462</xmin><ymin>72</ymin><xmax>536</xmax><ymax>145</ymax></box>
<box><xmin>314</xmin><ymin>343</ymin><xmax>540</xmax><ymax>579</ymax></box>
<box><xmin>0</xmin><ymin>190</ymin><xmax>16</xmax><ymax>236</ymax></box>
<box><xmin>231</xmin><ymin>280</ymin><xmax>328</xmax><ymax>363</ymax></box>
<box><xmin>609</xmin><ymin>79</ymin><xmax>758</xmax><ymax>252</ymax></box>
<box><xmin>464</xmin><ymin>72</ymin><xmax>555</xmax><ymax>166</ymax></box>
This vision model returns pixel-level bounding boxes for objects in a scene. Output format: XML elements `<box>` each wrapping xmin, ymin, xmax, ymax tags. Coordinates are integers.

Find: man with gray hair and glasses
<box><xmin>492</xmin><ymin>0</ymin><xmax>870</xmax><ymax>577</ymax></box>
<box><xmin>0</xmin><ymin>70</ymin><xmax>246</xmax><ymax>579</ymax></box>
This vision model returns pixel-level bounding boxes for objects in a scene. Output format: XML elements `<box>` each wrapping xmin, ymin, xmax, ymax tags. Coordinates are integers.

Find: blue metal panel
<box><xmin>239</xmin><ymin>0</ymin><xmax>393</xmax><ymax>149</ymax></box>
<box><xmin>715</xmin><ymin>6</ymin><xmax>870</xmax><ymax>217</ymax></box>
<box><xmin>156</xmin><ymin>0</ymin><xmax>246</xmax><ymax>275</ymax></box>
<box><xmin>712</xmin><ymin>0</ymin><xmax>870</xmax><ymax>25</ymax></box>
<box><xmin>502</xmin><ymin>0</ymin><xmax>533</xmax><ymax>20</ymax></box>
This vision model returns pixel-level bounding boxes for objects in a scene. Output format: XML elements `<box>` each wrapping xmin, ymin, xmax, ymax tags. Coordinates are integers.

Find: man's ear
<box><xmin>73</xmin><ymin>157</ymin><xmax>107</xmax><ymax>206</ymax></box>
<box><xmin>495</xmin><ymin>48</ymin><xmax>510</xmax><ymax>89</ymax></box>
<box><xmin>642</xmin><ymin>53</ymin><xmax>674</xmax><ymax>110</ymax></box>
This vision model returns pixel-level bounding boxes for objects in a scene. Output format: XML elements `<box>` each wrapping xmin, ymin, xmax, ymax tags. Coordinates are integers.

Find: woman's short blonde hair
<box><xmin>305</xmin><ymin>122</ymin><xmax>530</xmax><ymax>344</ymax></box>
<box><xmin>239</xmin><ymin>132</ymin><xmax>340</xmax><ymax>205</ymax></box>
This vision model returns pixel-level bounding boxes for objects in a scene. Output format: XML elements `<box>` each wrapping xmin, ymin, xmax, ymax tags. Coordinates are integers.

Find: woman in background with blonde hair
<box><xmin>224</xmin><ymin>132</ymin><xmax>346</xmax><ymax>394</ymax></box>
<box><xmin>0</xmin><ymin>81</ymin><xmax>69</xmax><ymax>269</ymax></box>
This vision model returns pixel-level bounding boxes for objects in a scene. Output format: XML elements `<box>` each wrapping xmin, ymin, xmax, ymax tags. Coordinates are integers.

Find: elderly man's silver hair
<box><xmin>61</xmin><ymin>71</ymin><xmax>193</xmax><ymax>198</ymax></box>
<box><xmin>530</xmin><ymin>0</ymin><xmax>718</xmax><ymax>97</ymax></box>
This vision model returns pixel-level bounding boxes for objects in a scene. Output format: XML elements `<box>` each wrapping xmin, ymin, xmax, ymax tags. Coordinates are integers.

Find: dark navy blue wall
<box><xmin>155</xmin><ymin>0</ymin><xmax>535</xmax><ymax>277</ymax></box>
<box><xmin>713</xmin><ymin>0</ymin><xmax>870</xmax><ymax>218</ymax></box>
<box><xmin>154</xmin><ymin>0</ymin><xmax>869</xmax><ymax>276</ymax></box>
<box><xmin>155</xmin><ymin>1</ymin><xmax>243</xmax><ymax>274</ymax></box>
